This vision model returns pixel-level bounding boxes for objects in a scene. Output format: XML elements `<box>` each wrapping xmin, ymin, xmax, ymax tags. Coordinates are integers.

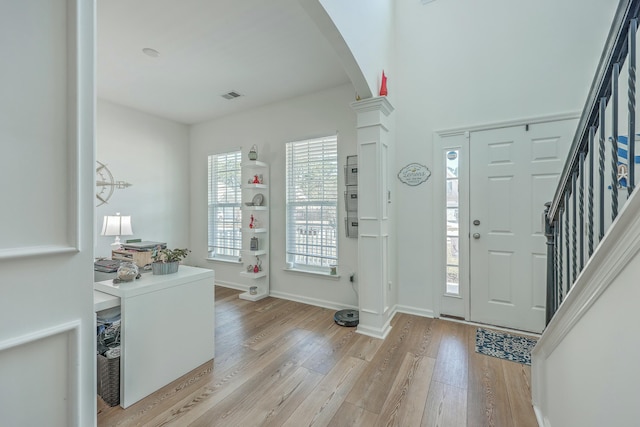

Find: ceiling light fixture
<box><xmin>142</xmin><ymin>47</ymin><xmax>160</xmax><ymax>58</ymax></box>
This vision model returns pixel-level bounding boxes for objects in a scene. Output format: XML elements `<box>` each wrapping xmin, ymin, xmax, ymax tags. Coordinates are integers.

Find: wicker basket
<box><xmin>97</xmin><ymin>353</ymin><xmax>120</xmax><ymax>407</ymax></box>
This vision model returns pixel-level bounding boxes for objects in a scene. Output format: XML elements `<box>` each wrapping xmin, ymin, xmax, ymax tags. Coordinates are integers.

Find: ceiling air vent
<box><xmin>221</xmin><ymin>91</ymin><xmax>242</xmax><ymax>100</ymax></box>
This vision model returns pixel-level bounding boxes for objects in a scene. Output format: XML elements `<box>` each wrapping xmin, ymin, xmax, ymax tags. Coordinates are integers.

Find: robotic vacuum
<box><xmin>334</xmin><ymin>309</ymin><xmax>359</xmax><ymax>327</ymax></box>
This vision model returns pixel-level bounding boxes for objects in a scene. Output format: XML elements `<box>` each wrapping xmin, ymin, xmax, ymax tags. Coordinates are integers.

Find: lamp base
<box><xmin>110</xmin><ymin>236</ymin><xmax>122</xmax><ymax>250</ymax></box>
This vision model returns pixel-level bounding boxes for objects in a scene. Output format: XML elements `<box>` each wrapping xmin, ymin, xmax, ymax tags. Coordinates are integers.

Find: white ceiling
<box><xmin>97</xmin><ymin>0</ymin><xmax>351</xmax><ymax>125</ymax></box>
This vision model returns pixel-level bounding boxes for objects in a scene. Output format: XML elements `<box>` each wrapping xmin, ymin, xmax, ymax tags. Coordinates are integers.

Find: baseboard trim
<box><xmin>268</xmin><ymin>290</ymin><xmax>357</xmax><ymax>312</ymax></box>
<box><xmin>214</xmin><ymin>280</ymin><xmax>245</xmax><ymax>291</ymax></box>
<box><xmin>533</xmin><ymin>405</ymin><xmax>551</xmax><ymax>427</ymax></box>
<box><xmin>356</xmin><ymin>318</ymin><xmax>392</xmax><ymax>340</ymax></box>
<box><xmin>443</xmin><ymin>317</ymin><xmax>541</xmax><ymax>339</ymax></box>
<box><xmin>395</xmin><ymin>305</ymin><xmax>435</xmax><ymax>318</ymax></box>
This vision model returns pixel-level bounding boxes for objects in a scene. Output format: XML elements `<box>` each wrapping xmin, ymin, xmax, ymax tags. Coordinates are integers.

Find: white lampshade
<box><xmin>101</xmin><ymin>213</ymin><xmax>133</xmax><ymax>236</ymax></box>
<box><xmin>101</xmin><ymin>213</ymin><xmax>133</xmax><ymax>249</ymax></box>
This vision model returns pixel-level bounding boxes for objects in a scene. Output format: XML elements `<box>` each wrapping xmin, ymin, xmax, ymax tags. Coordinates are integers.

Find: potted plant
<box><xmin>151</xmin><ymin>247</ymin><xmax>190</xmax><ymax>275</ymax></box>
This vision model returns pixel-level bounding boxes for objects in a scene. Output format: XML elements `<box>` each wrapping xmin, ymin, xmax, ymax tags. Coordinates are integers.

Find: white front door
<box><xmin>468</xmin><ymin>120</ymin><xmax>575</xmax><ymax>332</ymax></box>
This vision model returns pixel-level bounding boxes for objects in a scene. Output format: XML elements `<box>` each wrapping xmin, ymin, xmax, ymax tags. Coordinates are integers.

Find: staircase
<box><xmin>533</xmin><ymin>1</ymin><xmax>640</xmax><ymax>425</ymax></box>
<box><xmin>533</xmin><ymin>189</ymin><xmax>640</xmax><ymax>426</ymax></box>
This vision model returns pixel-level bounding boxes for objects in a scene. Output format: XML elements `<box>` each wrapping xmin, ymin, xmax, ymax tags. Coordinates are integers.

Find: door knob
<box><xmin>473</xmin><ymin>219</ymin><xmax>481</xmax><ymax>226</ymax></box>
<box><xmin>473</xmin><ymin>233</ymin><xmax>481</xmax><ymax>239</ymax></box>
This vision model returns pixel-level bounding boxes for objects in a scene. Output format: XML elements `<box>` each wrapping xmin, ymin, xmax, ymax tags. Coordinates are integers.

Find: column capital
<box><xmin>350</xmin><ymin>96</ymin><xmax>395</xmax><ymax>116</ymax></box>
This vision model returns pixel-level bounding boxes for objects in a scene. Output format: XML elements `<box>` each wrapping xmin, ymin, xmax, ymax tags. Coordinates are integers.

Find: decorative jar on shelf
<box><xmin>250</xmin><ymin>236</ymin><xmax>259</xmax><ymax>251</ymax></box>
<box><xmin>117</xmin><ymin>261</ymin><xmax>139</xmax><ymax>282</ymax></box>
<box><xmin>248</xmin><ymin>145</ymin><xmax>258</xmax><ymax>161</ymax></box>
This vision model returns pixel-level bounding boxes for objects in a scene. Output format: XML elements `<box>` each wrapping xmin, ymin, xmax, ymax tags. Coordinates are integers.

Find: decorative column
<box><xmin>350</xmin><ymin>96</ymin><xmax>394</xmax><ymax>339</ymax></box>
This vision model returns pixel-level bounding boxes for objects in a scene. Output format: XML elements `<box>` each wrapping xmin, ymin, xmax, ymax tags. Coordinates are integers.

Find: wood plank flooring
<box><xmin>97</xmin><ymin>286</ymin><xmax>538</xmax><ymax>426</ymax></box>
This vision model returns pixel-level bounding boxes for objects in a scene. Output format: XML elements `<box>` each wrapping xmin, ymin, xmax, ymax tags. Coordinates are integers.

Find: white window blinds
<box><xmin>286</xmin><ymin>135</ymin><xmax>338</xmax><ymax>271</ymax></box>
<box><xmin>208</xmin><ymin>150</ymin><xmax>242</xmax><ymax>260</ymax></box>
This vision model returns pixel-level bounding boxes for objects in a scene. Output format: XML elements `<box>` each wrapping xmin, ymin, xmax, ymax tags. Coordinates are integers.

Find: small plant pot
<box><xmin>152</xmin><ymin>261</ymin><xmax>179</xmax><ymax>275</ymax></box>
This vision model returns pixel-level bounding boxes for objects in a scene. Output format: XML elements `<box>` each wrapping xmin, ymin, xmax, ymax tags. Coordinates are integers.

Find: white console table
<box><xmin>94</xmin><ymin>265</ymin><xmax>215</xmax><ymax>408</ymax></box>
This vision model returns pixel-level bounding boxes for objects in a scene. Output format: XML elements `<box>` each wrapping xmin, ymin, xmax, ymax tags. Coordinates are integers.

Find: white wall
<box><xmin>392</xmin><ymin>0</ymin><xmax>619</xmax><ymax>314</ymax></box>
<box><xmin>96</xmin><ymin>100</ymin><xmax>190</xmax><ymax>259</ymax></box>
<box><xmin>190</xmin><ymin>84</ymin><xmax>359</xmax><ymax>309</ymax></box>
<box><xmin>318</xmin><ymin>0</ymin><xmax>394</xmax><ymax>99</ymax></box>
<box><xmin>537</xmin><ymin>260</ymin><xmax>640</xmax><ymax>426</ymax></box>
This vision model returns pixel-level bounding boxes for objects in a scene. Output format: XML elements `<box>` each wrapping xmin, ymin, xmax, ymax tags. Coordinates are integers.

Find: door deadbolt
<box><xmin>473</xmin><ymin>219</ymin><xmax>480</xmax><ymax>226</ymax></box>
<box><xmin>473</xmin><ymin>233</ymin><xmax>481</xmax><ymax>239</ymax></box>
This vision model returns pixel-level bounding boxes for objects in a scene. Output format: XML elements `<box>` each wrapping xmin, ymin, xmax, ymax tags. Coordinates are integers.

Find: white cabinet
<box><xmin>94</xmin><ymin>266</ymin><xmax>215</xmax><ymax>408</ymax></box>
<box><xmin>239</xmin><ymin>159</ymin><xmax>269</xmax><ymax>300</ymax></box>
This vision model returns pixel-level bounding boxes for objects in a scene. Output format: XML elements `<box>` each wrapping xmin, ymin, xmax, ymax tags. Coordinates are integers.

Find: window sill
<box><xmin>205</xmin><ymin>257</ymin><xmax>241</xmax><ymax>265</ymax></box>
<box><xmin>283</xmin><ymin>267</ymin><xmax>340</xmax><ymax>280</ymax></box>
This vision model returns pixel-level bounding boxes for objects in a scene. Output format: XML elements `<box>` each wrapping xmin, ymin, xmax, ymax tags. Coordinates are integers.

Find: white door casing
<box><xmin>434</xmin><ymin>118</ymin><xmax>576</xmax><ymax>332</ymax></box>
<box><xmin>469</xmin><ymin>120</ymin><xmax>575</xmax><ymax>332</ymax></box>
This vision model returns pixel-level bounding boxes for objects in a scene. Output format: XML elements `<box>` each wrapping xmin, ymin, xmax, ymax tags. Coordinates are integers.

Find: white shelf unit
<box><xmin>244</xmin><ymin>160</ymin><xmax>268</xmax><ymax>168</ymax></box>
<box><xmin>242</xmin><ymin>228</ymin><xmax>267</xmax><ymax>234</ymax></box>
<box><xmin>242</xmin><ymin>183</ymin><xmax>268</xmax><ymax>189</ymax></box>
<box><xmin>239</xmin><ymin>270</ymin><xmax>267</xmax><ymax>279</ymax></box>
<box><xmin>243</xmin><ymin>249</ymin><xmax>267</xmax><ymax>256</ymax></box>
<box><xmin>239</xmin><ymin>158</ymin><xmax>269</xmax><ymax>301</ymax></box>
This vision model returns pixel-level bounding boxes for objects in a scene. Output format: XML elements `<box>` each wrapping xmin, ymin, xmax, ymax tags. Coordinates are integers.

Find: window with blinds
<box><xmin>286</xmin><ymin>135</ymin><xmax>338</xmax><ymax>272</ymax></box>
<box><xmin>208</xmin><ymin>150</ymin><xmax>242</xmax><ymax>260</ymax></box>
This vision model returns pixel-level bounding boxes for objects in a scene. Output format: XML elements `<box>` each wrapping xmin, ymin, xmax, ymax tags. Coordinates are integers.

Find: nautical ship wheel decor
<box><xmin>96</xmin><ymin>161</ymin><xmax>132</xmax><ymax>206</ymax></box>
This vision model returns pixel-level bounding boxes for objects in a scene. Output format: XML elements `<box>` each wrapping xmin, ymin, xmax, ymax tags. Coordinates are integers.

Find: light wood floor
<box><xmin>97</xmin><ymin>286</ymin><xmax>538</xmax><ymax>427</ymax></box>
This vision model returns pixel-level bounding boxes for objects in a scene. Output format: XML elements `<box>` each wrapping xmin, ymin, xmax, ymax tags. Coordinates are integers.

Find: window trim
<box><xmin>285</xmin><ymin>135</ymin><xmax>339</xmax><ymax>273</ymax></box>
<box><xmin>283</xmin><ymin>265</ymin><xmax>341</xmax><ymax>279</ymax></box>
<box><xmin>207</xmin><ymin>149</ymin><xmax>242</xmax><ymax>261</ymax></box>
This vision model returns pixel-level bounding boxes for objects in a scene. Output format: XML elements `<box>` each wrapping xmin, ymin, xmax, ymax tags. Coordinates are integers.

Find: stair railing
<box><xmin>545</xmin><ymin>0</ymin><xmax>640</xmax><ymax>325</ymax></box>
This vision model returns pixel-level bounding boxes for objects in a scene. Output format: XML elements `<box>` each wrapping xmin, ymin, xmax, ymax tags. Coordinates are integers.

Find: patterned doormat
<box><xmin>475</xmin><ymin>328</ymin><xmax>538</xmax><ymax>365</ymax></box>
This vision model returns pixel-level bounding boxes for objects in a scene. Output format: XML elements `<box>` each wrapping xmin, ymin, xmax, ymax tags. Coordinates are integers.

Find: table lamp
<box><xmin>101</xmin><ymin>213</ymin><xmax>133</xmax><ymax>249</ymax></box>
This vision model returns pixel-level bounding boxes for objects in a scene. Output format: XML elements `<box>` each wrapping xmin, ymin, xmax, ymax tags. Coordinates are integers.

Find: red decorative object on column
<box><xmin>379</xmin><ymin>71</ymin><xmax>388</xmax><ymax>96</ymax></box>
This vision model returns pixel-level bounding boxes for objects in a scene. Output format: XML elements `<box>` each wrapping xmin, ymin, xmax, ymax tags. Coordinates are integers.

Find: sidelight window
<box><xmin>445</xmin><ymin>149</ymin><xmax>460</xmax><ymax>295</ymax></box>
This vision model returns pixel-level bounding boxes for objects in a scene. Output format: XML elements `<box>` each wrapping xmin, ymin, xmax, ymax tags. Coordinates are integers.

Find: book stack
<box><xmin>121</xmin><ymin>241</ymin><xmax>166</xmax><ymax>251</ymax></box>
<box><xmin>112</xmin><ymin>241</ymin><xmax>167</xmax><ymax>268</ymax></box>
<box><xmin>94</xmin><ymin>259</ymin><xmax>120</xmax><ymax>273</ymax></box>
